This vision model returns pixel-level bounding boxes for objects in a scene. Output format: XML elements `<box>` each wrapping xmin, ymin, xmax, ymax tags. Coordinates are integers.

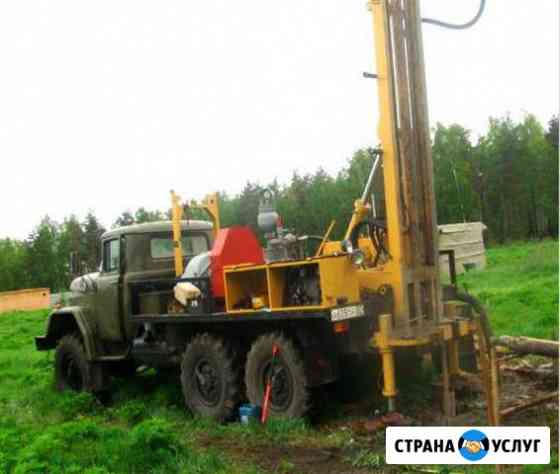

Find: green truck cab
<box><xmin>35</xmin><ymin>221</ymin><xmax>213</xmax><ymax>386</ymax></box>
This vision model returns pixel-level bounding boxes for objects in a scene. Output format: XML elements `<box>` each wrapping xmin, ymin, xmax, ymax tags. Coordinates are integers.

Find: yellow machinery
<box><xmin>171</xmin><ymin>0</ymin><xmax>499</xmax><ymax>423</ymax></box>
<box><xmin>170</xmin><ymin>190</ymin><xmax>221</xmax><ymax>277</ymax></box>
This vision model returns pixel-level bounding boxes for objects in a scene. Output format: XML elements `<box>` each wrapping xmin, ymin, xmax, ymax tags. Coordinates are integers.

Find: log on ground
<box><xmin>494</xmin><ymin>336</ymin><xmax>559</xmax><ymax>358</ymax></box>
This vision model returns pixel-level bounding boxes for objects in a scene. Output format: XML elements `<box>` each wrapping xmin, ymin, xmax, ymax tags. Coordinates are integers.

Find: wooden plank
<box><xmin>0</xmin><ymin>288</ymin><xmax>51</xmax><ymax>313</ymax></box>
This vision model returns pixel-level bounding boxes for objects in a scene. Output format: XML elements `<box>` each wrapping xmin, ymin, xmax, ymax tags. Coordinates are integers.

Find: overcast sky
<box><xmin>0</xmin><ymin>1</ymin><xmax>558</xmax><ymax>239</ymax></box>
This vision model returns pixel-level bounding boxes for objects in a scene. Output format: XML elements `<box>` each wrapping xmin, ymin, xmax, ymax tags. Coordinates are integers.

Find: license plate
<box><xmin>331</xmin><ymin>304</ymin><xmax>365</xmax><ymax>322</ymax></box>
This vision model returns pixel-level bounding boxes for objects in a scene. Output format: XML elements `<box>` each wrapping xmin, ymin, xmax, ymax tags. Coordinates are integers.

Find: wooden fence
<box><xmin>0</xmin><ymin>288</ymin><xmax>50</xmax><ymax>313</ymax></box>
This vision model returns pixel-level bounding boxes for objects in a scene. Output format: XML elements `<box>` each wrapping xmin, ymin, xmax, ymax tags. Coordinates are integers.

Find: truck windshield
<box><xmin>150</xmin><ymin>235</ymin><xmax>208</xmax><ymax>259</ymax></box>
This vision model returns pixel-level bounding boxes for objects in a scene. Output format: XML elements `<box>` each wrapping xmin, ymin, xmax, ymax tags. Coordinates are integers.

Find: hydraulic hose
<box><xmin>456</xmin><ymin>291</ymin><xmax>494</xmax><ymax>342</ymax></box>
<box><xmin>422</xmin><ymin>0</ymin><xmax>486</xmax><ymax>30</ymax></box>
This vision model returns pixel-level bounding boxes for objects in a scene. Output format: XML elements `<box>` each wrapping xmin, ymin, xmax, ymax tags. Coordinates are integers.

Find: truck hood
<box><xmin>70</xmin><ymin>272</ymin><xmax>99</xmax><ymax>294</ymax></box>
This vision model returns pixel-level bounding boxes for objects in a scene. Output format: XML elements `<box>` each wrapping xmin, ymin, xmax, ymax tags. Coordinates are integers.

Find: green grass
<box><xmin>0</xmin><ymin>309</ymin><xmax>317</xmax><ymax>473</ymax></box>
<box><xmin>458</xmin><ymin>239</ymin><xmax>558</xmax><ymax>339</ymax></box>
<box><xmin>0</xmin><ymin>310</ymin><xmax>263</xmax><ymax>474</ymax></box>
<box><xmin>0</xmin><ymin>240</ymin><xmax>557</xmax><ymax>473</ymax></box>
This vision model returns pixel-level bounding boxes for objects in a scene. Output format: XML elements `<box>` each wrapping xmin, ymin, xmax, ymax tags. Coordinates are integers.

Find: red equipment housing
<box><xmin>209</xmin><ymin>226</ymin><xmax>264</xmax><ymax>298</ymax></box>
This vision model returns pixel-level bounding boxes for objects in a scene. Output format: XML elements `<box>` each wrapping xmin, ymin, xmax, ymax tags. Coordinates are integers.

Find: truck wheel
<box><xmin>245</xmin><ymin>333</ymin><xmax>309</xmax><ymax>419</ymax></box>
<box><xmin>55</xmin><ymin>334</ymin><xmax>96</xmax><ymax>392</ymax></box>
<box><xmin>180</xmin><ymin>333</ymin><xmax>240</xmax><ymax>422</ymax></box>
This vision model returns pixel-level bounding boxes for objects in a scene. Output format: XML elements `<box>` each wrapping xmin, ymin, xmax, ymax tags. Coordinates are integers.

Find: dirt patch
<box><xmin>201</xmin><ymin>356</ymin><xmax>558</xmax><ymax>473</ymax></box>
<box><xmin>200</xmin><ymin>437</ymin><xmax>386</xmax><ymax>474</ymax></box>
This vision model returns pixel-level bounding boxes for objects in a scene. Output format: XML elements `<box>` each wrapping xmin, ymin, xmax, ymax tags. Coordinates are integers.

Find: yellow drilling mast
<box><xmin>357</xmin><ymin>0</ymin><xmax>497</xmax><ymax>420</ymax></box>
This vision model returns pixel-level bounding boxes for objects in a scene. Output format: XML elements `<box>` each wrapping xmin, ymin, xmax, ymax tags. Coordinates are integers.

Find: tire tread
<box><xmin>180</xmin><ymin>332</ymin><xmax>241</xmax><ymax>422</ymax></box>
<box><xmin>245</xmin><ymin>332</ymin><xmax>309</xmax><ymax>418</ymax></box>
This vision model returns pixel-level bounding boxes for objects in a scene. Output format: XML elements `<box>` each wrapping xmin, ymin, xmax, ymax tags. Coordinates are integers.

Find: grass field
<box><xmin>0</xmin><ymin>240</ymin><xmax>557</xmax><ymax>473</ymax></box>
<box><xmin>0</xmin><ymin>309</ymin><xmax>273</xmax><ymax>474</ymax></box>
<box><xmin>458</xmin><ymin>239</ymin><xmax>558</xmax><ymax>339</ymax></box>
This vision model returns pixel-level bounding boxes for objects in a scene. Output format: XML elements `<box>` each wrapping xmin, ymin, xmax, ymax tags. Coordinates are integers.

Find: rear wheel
<box><xmin>55</xmin><ymin>334</ymin><xmax>99</xmax><ymax>392</ymax></box>
<box><xmin>245</xmin><ymin>333</ymin><xmax>309</xmax><ymax>419</ymax></box>
<box><xmin>180</xmin><ymin>333</ymin><xmax>241</xmax><ymax>421</ymax></box>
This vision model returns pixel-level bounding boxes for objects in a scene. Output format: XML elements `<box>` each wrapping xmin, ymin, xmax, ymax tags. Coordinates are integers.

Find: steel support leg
<box><xmin>379</xmin><ymin>314</ymin><xmax>398</xmax><ymax>412</ymax></box>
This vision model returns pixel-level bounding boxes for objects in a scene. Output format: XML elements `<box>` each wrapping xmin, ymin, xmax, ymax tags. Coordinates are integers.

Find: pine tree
<box><xmin>82</xmin><ymin>212</ymin><xmax>105</xmax><ymax>273</ymax></box>
<box><xmin>25</xmin><ymin>216</ymin><xmax>62</xmax><ymax>290</ymax></box>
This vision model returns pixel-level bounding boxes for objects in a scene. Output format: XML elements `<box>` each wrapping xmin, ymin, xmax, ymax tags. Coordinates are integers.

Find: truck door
<box><xmin>96</xmin><ymin>237</ymin><xmax>124</xmax><ymax>341</ymax></box>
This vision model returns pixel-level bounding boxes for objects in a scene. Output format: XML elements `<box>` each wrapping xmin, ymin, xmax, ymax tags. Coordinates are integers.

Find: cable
<box><xmin>422</xmin><ymin>0</ymin><xmax>486</xmax><ymax>30</ymax></box>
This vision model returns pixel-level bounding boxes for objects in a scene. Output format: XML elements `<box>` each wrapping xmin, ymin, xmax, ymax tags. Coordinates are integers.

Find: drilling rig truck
<box><xmin>36</xmin><ymin>0</ymin><xmax>498</xmax><ymax>423</ymax></box>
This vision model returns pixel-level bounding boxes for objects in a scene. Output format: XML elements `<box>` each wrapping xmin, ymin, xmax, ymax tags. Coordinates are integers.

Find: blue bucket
<box><xmin>239</xmin><ymin>404</ymin><xmax>261</xmax><ymax>425</ymax></box>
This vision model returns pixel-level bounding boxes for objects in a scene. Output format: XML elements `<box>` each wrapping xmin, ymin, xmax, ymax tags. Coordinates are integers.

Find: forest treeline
<box><xmin>0</xmin><ymin>114</ymin><xmax>557</xmax><ymax>293</ymax></box>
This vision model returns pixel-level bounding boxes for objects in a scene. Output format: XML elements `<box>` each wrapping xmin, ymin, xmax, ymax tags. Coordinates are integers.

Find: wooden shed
<box><xmin>438</xmin><ymin>222</ymin><xmax>487</xmax><ymax>276</ymax></box>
